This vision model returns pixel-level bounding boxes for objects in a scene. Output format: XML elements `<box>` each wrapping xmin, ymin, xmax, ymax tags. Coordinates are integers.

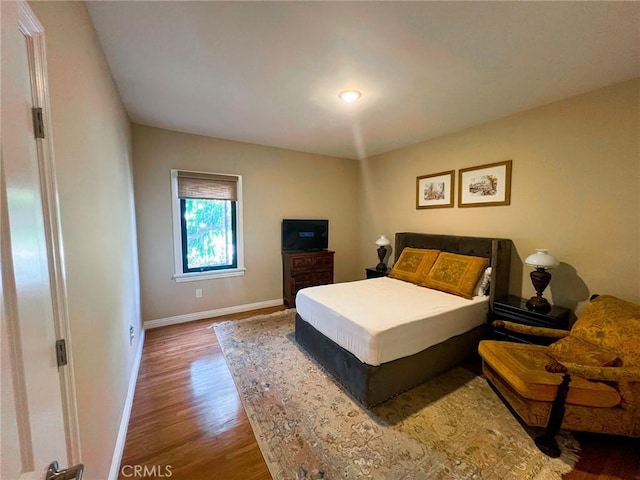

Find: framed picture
<box><xmin>458</xmin><ymin>160</ymin><xmax>512</xmax><ymax>207</ymax></box>
<box><xmin>416</xmin><ymin>170</ymin><xmax>455</xmax><ymax>209</ymax></box>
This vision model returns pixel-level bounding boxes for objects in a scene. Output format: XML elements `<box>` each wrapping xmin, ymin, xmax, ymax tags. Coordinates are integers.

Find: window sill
<box><xmin>173</xmin><ymin>268</ymin><xmax>246</xmax><ymax>283</ymax></box>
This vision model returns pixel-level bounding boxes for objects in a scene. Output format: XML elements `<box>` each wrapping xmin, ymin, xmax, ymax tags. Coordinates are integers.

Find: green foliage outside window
<box><xmin>182</xmin><ymin>198</ymin><xmax>236</xmax><ymax>271</ymax></box>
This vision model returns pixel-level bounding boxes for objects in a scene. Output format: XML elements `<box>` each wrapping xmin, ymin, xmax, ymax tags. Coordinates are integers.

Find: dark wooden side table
<box><xmin>365</xmin><ymin>267</ymin><xmax>389</xmax><ymax>279</ymax></box>
<box><xmin>491</xmin><ymin>295</ymin><xmax>571</xmax><ymax>345</ymax></box>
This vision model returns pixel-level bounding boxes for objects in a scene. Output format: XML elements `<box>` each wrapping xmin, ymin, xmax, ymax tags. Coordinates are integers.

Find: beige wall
<box><xmin>358</xmin><ymin>79</ymin><xmax>640</xmax><ymax>312</ymax></box>
<box><xmin>29</xmin><ymin>2</ymin><xmax>141</xmax><ymax>479</ymax></box>
<box><xmin>132</xmin><ymin>125</ymin><xmax>360</xmax><ymax>322</ymax></box>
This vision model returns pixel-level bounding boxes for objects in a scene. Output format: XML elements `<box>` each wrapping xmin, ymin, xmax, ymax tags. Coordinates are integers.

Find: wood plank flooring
<box><xmin>119</xmin><ymin>308</ymin><xmax>639</xmax><ymax>480</ymax></box>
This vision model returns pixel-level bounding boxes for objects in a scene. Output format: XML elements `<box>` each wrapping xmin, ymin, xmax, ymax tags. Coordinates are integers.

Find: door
<box><xmin>1</xmin><ymin>2</ymin><xmax>79</xmax><ymax>479</ymax></box>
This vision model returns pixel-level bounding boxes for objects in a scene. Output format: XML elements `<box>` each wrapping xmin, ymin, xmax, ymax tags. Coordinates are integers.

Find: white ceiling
<box><xmin>86</xmin><ymin>1</ymin><xmax>640</xmax><ymax>160</ymax></box>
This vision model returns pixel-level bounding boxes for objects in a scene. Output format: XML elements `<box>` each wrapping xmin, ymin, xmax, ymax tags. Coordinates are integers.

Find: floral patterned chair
<box><xmin>478</xmin><ymin>295</ymin><xmax>640</xmax><ymax>457</ymax></box>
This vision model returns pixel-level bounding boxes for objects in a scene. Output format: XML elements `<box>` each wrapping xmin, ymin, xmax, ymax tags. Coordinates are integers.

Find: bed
<box><xmin>294</xmin><ymin>232</ymin><xmax>512</xmax><ymax>407</ymax></box>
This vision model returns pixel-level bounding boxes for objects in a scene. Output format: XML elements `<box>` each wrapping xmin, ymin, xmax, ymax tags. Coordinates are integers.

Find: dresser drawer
<box><xmin>292</xmin><ymin>272</ymin><xmax>314</xmax><ymax>284</ymax></box>
<box><xmin>292</xmin><ymin>256</ymin><xmax>315</xmax><ymax>269</ymax></box>
<box><xmin>314</xmin><ymin>255</ymin><xmax>334</xmax><ymax>268</ymax></box>
<box><xmin>291</xmin><ymin>254</ymin><xmax>333</xmax><ymax>270</ymax></box>
<box><xmin>313</xmin><ymin>271</ymin><xmax>333</xmax><ymax>285</ymax></box>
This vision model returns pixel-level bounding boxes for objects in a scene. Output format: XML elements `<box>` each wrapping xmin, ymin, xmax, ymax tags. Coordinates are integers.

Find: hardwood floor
<box><xmin>119</xmin><ymin>308</ymin><xmax>639</xmax><ymax>480</ymax></box>
<box><xmin>118</xmin><ymin>307</ymin><xmax>281</xmax><ymax>480</ymax></box>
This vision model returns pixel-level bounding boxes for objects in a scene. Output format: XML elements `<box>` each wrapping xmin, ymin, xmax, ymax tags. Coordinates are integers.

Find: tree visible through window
<box><xmin>172</xmin><ymin>170</ymin><xmax>242</xmax><ymax>277</ymax></box>
<box><xmin>181</xmin><ymin>198</ymin><xmax>236</xmax><ymax>271</ymax></box>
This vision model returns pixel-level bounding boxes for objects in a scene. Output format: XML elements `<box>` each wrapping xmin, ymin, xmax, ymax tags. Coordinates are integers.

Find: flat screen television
<box><xmin>281</xmin><ymin>219</ymin><xmax>328</xmax><ymax>252</ymax></box>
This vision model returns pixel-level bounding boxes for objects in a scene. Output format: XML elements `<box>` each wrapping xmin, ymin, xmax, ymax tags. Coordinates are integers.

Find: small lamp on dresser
<box><xmin>524</xmin><ymin>249</ymin><xmax>559</xmax><ymax>313</ymax></box>
<box><xmin>375</xmin><ymin>235</ymin><xmax>390</xmax><ymax>272</ymax></box>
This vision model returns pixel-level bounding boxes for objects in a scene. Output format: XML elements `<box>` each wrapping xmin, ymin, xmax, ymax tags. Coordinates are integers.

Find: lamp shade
<box><xmin>375</xmin><ymin>235</ymin><xmax>391</xmax><ymax>247</ymax></box>
<box><xmin>525</xmin><ymin>249</ymin><xmax>559</xmax><ymax>269</ymax></box>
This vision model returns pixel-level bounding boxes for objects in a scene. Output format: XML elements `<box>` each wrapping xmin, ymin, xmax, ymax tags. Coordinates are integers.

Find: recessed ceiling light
<box><xmin>338</xmin><ymin>90</ymin><xmax>361</xmax><ymax>103</ymax></box>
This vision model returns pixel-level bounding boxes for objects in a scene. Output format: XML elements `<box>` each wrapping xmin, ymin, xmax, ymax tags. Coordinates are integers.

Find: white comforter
<box><xmin>295</xmin><ymin>277</ymin><xmax>488</xmax><ymax>366</ymax></box>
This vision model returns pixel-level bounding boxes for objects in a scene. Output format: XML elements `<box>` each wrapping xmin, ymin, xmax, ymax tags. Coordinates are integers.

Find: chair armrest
<box><xmin>491</xmin><ymin>320</ymin><xmax>571</xmax><ymax>339</ymax></box>
<box><xmin>546</xmin><ymin>361</ymin><xmax>640</xmax><ymax>382</ymax></box>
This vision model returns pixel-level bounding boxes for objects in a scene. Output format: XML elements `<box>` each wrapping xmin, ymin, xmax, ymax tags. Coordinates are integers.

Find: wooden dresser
<box><xmin>282</xmin><ymin>250</ymin><xmax>334</xmax><ymax>307</ymax></box>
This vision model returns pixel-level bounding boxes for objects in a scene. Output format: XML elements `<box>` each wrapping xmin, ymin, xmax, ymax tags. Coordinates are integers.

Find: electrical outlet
<box><xmin>196</xmin><ymin>288</ymin><xmax>203</xmax><ymax>298</ymax></box>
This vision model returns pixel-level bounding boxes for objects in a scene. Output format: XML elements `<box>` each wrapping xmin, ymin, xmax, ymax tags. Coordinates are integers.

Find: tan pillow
<box><xmin>547</xmin><ymin>336</ymin><xmax>622</xmax><ymax>367</ymax></box>
<box><xmin>569</xmin><ymin>295</ymin><xmax>640</xmax><ymax>365</ymax></box>
<box><xmin>423</xmin><ymin>252</ymin><xmax>489</xmax><ymax>299</ymax></box>
<box><xmin>389</xmin><ymin>248</ymin><xmax>440</xmax><ymax>285</ymax></box>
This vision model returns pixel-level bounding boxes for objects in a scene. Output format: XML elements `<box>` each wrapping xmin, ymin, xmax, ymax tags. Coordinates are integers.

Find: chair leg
<box><xmin>535</xmin><ymin>373</ymin><xmax>571</xmax><ymax>458</ymax></box>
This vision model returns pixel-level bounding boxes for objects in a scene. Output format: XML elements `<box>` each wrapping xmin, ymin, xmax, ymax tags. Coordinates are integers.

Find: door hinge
<box><xmin>32</xmin><ymin>107</ymin><xmax>45</xmax><ymax>139</ymax></box>
<box><xmin>55</xmin><ymin>339</ymin><xmax>67</xmax><ymax>367</ymax></box>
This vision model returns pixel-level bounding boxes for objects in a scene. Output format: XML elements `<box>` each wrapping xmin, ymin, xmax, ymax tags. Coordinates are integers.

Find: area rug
<box><xmin>213</xmin><ymin>310</ymin><xmax>580</xmax><ymax>480</ymax></box>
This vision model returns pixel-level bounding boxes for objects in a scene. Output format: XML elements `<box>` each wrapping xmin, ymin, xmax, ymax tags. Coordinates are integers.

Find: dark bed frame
<box><xmin>294</xmin><ymin>232</ymin><xmax>512</xmax><ymax>407</ymax></box>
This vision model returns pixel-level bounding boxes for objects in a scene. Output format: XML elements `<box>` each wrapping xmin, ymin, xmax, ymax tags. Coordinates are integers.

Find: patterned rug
<box><xmin>213</xmin><ymin>310</ymin><xmax>580</xmax><ymax>480</ymax></box>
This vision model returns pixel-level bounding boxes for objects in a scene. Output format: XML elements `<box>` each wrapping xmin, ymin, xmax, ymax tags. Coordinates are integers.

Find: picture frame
<box><xmin>416</xmin><ymin>170</ymin><xmax>455</xmax><ymax>209</ymax></box>
<box><xmin>458</xmin><ymin>160</ymin><xmax>512</xmax><ymax>208</ymax></box>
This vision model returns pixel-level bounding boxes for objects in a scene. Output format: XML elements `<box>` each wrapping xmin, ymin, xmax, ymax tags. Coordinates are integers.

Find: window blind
<box><xmin>176</xmin><ymin>171</ymin><xmax>237</xmax><ymax>201</ymax></box>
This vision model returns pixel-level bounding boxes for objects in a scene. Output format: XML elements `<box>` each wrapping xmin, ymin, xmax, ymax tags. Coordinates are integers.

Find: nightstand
<box><xmin>365</xmin><ymin>267</ymin><xmax>389</xmax><ymax>279</ymax></box>
<box><xmin>491</xmin><ymin>295</ymin><xmax>571</xmax><ymax>345</ymax></box>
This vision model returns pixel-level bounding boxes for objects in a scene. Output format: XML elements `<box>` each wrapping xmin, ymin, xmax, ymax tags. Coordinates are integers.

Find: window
<box><xmin>171</xmin><ymin>170</ymin><xmax>244</xmax><ymax>281</ymax></box>
<box><xmin>181</xmin><ymin>198</ymin><xmax>236</xmax><ymax>271</ymax></box>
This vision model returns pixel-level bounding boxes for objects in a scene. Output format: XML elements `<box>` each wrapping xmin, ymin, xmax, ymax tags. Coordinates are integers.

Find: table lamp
<box><xmin>524</xmin><ymin>249</ymin><xmax>559</xmax><ymax>313</ymax></box>
<box><xmin>375</xmin><ymin>235</ymin><xmax>390</xmax><ymax>272</ymax></box>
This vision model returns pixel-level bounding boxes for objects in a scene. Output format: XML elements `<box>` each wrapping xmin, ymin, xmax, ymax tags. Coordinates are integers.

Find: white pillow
<box><xmin>473</xmin><ymin>267</ymin><xmax>492</xmax><ymax>297</ymax></box>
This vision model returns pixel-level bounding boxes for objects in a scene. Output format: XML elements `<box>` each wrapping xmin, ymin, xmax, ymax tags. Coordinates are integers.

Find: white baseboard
<box><xmin>108</xmin><ymin>327</ymin><xmax>145</xmax><ymax>480</ymax></box>
<box><xmin>144</xmin><ymin>298</ymin><xmax>284</xmax><ymax>329</ymax></box>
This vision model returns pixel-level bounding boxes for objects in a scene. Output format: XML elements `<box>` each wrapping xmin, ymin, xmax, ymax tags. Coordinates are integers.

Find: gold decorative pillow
<box><xmin>569</xmin><ymin>295</ymin><xmax>640</xmax><ymax>365</ymax></box>
<box><xmin>423</xmin><ymin>252</ymin><xmax>489</xmax><ymax>299</ymax></box>
<box><xmin>547</xmin><ymin>336</ymin><xmax>622</xmax><ymax>367</ymax></box>
<box><xmin>388</xmin><ymin>248</ymin><xmax>440</xmax><ymax>285</ymax></box>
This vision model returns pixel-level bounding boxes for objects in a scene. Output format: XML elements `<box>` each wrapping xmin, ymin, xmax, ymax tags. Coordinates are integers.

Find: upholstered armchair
<box><xmin>478</xmin><ymin>295</ymin><xmax>640</xmax><ymax>457</ymax></box>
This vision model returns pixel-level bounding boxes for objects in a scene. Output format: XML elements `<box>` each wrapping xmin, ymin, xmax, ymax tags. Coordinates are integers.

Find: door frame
<box><xmin>17</xmin><ymin>1</ymin><xmax>82</xmax><ymax>465</ymax></box>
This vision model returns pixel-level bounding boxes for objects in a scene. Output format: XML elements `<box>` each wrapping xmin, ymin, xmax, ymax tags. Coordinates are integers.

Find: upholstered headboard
<box><xmin>394</xmin><ymin>232</ymin><xmax>512</xmax><ymax>306</ymax></box>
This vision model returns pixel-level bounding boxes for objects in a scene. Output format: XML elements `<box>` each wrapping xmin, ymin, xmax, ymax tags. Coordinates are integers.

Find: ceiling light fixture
<box><xmin>338</xmin><ymin>90</ymin><xmax>361</xmax><ymax>104</ymax></box>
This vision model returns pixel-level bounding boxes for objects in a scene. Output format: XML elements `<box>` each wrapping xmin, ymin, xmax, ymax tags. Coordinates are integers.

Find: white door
<box><xmin>1</xmin><ymin>2</ymin><xmax>80</xmax><ymax>479</ymax></box>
